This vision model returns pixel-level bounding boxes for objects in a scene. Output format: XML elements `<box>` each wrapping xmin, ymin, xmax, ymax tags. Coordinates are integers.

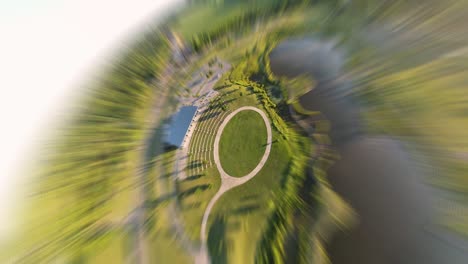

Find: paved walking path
<box><xmin>196</xmin><ymin>106</ymin><xmax>272</xmax><ymax>264</ymax></box>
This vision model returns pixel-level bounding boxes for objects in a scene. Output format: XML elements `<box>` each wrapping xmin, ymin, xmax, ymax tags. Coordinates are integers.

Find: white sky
<box><xmin>0</xmin><ymin>0</ymin><xmax>183</xmax><ymax>241</ymax></box>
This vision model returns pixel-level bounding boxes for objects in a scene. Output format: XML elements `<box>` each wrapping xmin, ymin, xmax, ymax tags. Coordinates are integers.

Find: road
<box><xmin>128</xmin><ymin>33</ymin><xmax>184</xmax><ymax>264</ymax></box>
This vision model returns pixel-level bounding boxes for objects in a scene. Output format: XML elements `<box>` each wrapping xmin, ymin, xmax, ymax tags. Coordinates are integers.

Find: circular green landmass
<box><xmin>219</xmin><ymin>109</ymin><xmax>267</xmax><ymax>177</ymax></box>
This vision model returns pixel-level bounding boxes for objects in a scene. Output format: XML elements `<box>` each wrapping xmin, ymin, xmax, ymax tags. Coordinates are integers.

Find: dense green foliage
<box><xmin>174</xmin><ymin>0</ymin><xmax>313</xmax><ymax>52</ymax></box>
<box><xmin>255</xmin><ymin>133</ymin><xmax>311</xmax><ymax>263</ymax></box>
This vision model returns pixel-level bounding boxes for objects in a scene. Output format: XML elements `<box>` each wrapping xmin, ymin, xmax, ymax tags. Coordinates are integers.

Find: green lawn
<box><xmin>208</xmin><ymin>129</ymin><xmax>293</xmax><ymax>263</ymax></box>
<box><xmin>219</xmin><ymin>110</ymin><xmax>268</xmax><ymax>177</ymax></box>
<box><xmin>187</xmin><ymin>70</ymin><xmax>308</xmax><ymax>263</ymax></box>
<box><xmin>8</xmin><ymin>1</ymin><xmax>332</xmax><ymax>263</ymax></box>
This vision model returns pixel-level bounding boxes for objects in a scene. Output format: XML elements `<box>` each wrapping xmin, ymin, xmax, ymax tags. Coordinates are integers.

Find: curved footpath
<box><xmin>196</xmin><ymin>106</ymin><xmax>272</xmax><ymax>264</ymax></box>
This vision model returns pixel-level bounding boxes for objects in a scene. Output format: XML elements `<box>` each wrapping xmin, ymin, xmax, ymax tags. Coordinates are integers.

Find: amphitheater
<box><xmin>187</xmin><ymin>97</ymin><xmax>230</xmax><ymax>176</ymax></box>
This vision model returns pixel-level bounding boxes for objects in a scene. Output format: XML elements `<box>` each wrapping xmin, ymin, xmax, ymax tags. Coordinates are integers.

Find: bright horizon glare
<box><xmin>0</xmin><ymin>0</ymin><xmax>183</xmax><ymax>241</ymax></box>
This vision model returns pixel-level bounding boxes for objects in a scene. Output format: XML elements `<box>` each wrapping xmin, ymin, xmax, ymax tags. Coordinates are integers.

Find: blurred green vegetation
<box><xmin>333</xmin><ymin>0</ymin><xmax>468</xmax><ymax>237</ymax></box>
<box><xmin>6</xmin><ymin>24</ymin><xmax>174</xmax><ymax>262</ymax></box>
<box><xmin>10</xmin><ymin>0</ymin><xmax>468</xmax><ymax>263</ymax></box>
<box><xmin>3</xmin><ymin>0</ymin><xmax>345</xmax><ymax>263</ymax></box>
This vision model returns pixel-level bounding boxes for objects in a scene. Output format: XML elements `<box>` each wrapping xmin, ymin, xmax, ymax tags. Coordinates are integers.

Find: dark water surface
<box><xmin>269</xmin><ymin>38</ymin><xmax>467</xmax><ymax>263</ymax></box>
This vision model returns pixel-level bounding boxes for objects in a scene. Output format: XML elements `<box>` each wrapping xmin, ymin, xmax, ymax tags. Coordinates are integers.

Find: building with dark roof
<box><xmin>165</xmin><ymin>106</ymin><xmax>198</xmax><ymax>148</ymax></box>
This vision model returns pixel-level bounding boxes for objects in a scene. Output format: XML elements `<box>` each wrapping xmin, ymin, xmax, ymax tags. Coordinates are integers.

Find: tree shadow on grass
<box><xmin>223</xmin><ymin>98</ymin><xmax>236</xmax><ymax>105</ymax></box>
<box><xmin>246</xmin><ymin>86</ymin><xmax>255</xmax><ymax>94</ymax></box>
<box><xmin>199</xmin><ymin>111</ymin><xmax>221</xmax><ymax>122</ymax></box>
<box><xmin>240</xmin><ymin>194</ymin><xmax>259</xmax><ymax>202</ymax></box>
<box><xmin>186</xmin><ymin>160</ymin><xmax>203</xmax><ymax>170</ymax></box>
<box><xmin>144</xmin><ymin>192</ymin><xmax>177</xmax><ymax>210</ymax></box>
<box><xmin>185</xmin><ymin>174</ymin><xmax>204</xmax><ymax>181</ymax></box>
<box><xmin>262</xmin><ymin>139</ymin><xmax>278</xmax><ymax>147</ymax></box>
<box><xmin>222</xmin><ymin>89</ymin><xmax>237</xmax><ymax>96</ymax></box>
<box><xmin>162</xmin><ymin>157</ymin><xmax>177</xmax><ymax>166</ymax></box>
<box><xmin>208</xmin><ymin>215</ymin><xmax>228</xmax><ymax>264</ymax></box>
<box><xmin>178</xmin><ymin>184</ymin><xmax>211</xmax><ymax>200</ymax></box>
<box><xmin>215</xmin><ymin>84</ymin><xmax>231</xmax><ymax>90</ymax></box>
<box><xmin>182</xmin><ymin>201</ymin><xmax>202</xmax><ymax>210</ymax></box>
<box><xmin>230</xmin><ymin>203</ymin><xmax>261</xmax><ymax>216</ymax></box>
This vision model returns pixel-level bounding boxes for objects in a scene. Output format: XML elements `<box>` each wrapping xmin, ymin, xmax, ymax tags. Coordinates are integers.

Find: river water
<box><xmin>269</xmin><ymin>38</ymin><xmax>467</xmax><ymax>264</ymax></box>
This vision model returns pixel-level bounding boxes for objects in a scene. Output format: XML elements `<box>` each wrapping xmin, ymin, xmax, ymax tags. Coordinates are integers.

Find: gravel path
<box><xmin>196</xmin><ymin>106</ymin><xmax>272</xmax><ymax>264</ymax></box>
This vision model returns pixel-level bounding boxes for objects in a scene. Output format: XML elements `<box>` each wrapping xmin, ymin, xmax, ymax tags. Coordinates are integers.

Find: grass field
<box><xmin>7</xmin><ymin>2</ymin><xmax>329</xmax><ymax>263</ymax></box>
<box><xmin>18</xmin><ymin>0</ymin><xmax>468</xmax><ymax>262</ymax></box>
<box><xmin>177</xmin><ymin>84</ymin><xmax>264</xmax><ymax>241</ymax></box>
<box><xmin>219</xmin><ymin>110</ymin><xmax>268</xmax><ymax>177</ymax></box>
<box><xmin>177</xmin><ymin>61</ymin><xmax>311</xmax><ymax>263</ymax></box>
<box><xmin>208</xmin><ymin>128</ymin><xmax>292</xmax><ymax>263</ymax></box>
<box><xmin>146</xmin><ymin>149</ymin><xmax>193</xmax><ymax>263</ymax></box>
